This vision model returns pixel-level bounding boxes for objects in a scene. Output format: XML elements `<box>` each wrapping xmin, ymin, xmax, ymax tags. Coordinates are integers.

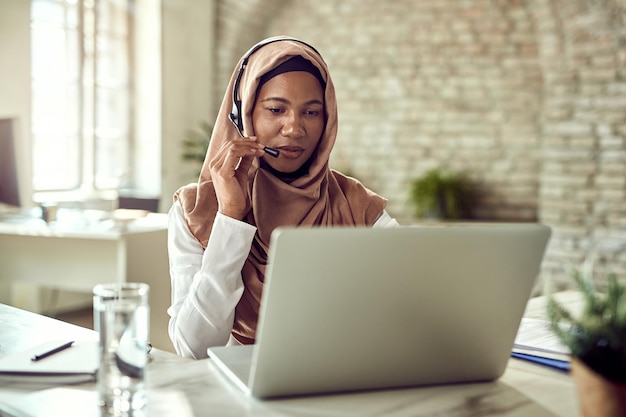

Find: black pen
<box><xmin>31</xmin><ymin>341</ymin><xmax>74</xmax><ymax>362</ymax></box>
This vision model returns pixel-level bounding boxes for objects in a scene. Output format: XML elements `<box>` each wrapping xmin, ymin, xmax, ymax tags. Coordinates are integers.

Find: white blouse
<box><xmin>167</xmin><ymin>200</ymin><xmax>398</xmax><ymax>359</ymax></box>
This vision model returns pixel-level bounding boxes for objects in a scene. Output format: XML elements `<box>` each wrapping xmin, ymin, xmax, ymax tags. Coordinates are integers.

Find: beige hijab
<box><xmin>174</xmin><ymin>36</ymin><xmax>387</xmax><ymax>344</ymax></box>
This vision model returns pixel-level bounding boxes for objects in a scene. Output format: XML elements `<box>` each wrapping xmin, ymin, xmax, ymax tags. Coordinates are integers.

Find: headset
<box><xmin>228</xmin><ymin>37</ymin><xmax>322</xmax><ymax>137</ymax></box>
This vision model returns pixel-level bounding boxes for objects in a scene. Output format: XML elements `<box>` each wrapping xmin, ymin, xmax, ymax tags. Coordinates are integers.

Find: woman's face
<box><xmin>252</xmin><ymin>71</ymin><xmax>325</xmax><ymax>173</ymax></box>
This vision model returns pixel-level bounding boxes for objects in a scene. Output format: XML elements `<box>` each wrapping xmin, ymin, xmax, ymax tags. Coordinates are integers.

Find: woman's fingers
<box><xmin>212</xmin><ymin>136</ymin><xmax>263</xmax><ymax>173</ymax></box>
<box><xmin>209</xmin><ymin>137</ymin><xmax>264</xmax><ymax>219</ymax></box>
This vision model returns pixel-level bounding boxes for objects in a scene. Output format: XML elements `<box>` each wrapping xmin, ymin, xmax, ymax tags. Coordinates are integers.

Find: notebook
<box><xmin>0</xmin><ymin>340</ymin><xmax>98</xmax><ymax>385</ymax></box>
<box><xmin>208</xmin><ymin>223</ymin><xmax>551</xmax><ymax>399</ymax></box>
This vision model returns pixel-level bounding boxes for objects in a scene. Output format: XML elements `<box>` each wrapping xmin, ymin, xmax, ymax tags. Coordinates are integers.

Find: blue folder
<box><xmin>511</xmin><ymin>352</ymin><xmax>571</xmax><ymax>372</ymax></box>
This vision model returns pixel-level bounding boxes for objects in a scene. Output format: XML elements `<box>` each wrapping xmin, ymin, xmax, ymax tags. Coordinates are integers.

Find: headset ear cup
<box><xmin>229</xmin><ymin>110</ymin><xmax>242</xmax><ymax>135</ymax></box>
<box><xmin>234</xmin><ymin>101</ymin><xmax>242</xmax><ymax>131</ymax></box>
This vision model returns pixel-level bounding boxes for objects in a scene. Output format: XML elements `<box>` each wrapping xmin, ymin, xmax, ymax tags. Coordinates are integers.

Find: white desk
<box><xmin>0</xmin><ymin>212</ymin><xmax>174</xmax><ymax>352</ymax></box>
<box><xmin>0</xmin><ymin>299</ymin><xmax>578</xmax><ymax>417</ymax></box>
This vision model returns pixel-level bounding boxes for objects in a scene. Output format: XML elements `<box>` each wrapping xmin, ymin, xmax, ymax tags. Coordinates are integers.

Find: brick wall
<box><xmin>214</xmin><ymin>0</ymin><xmax>626</xmax><ymax>292</ymax></box>
<box><xmin>535</xmin><ymin>0</ymin><xmax>626</xmax><ymax>288</ymax></box>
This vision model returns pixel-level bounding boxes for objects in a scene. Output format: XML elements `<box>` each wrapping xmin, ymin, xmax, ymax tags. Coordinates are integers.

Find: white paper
<box><xmin>513</xmin><ymin>318</ymin><xmax>570</xmax><ymax>355</ymax></box>
<box><xmin>0</xmin><ymin>340</ymin><xmax>98</xmax><ymax>384</ymax></box>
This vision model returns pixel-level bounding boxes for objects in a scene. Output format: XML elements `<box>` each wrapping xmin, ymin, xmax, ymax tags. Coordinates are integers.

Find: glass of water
<box><xmin>93</xmin><ymin>282</ymin><xmax>150</xmax><ymax>415</ymax></box>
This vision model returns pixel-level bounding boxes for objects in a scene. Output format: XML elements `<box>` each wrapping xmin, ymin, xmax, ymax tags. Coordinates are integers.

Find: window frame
<box><xmin>31</xmin><ymin>0</ymin><xmax>136</xmax><ymax>198</ymax></box>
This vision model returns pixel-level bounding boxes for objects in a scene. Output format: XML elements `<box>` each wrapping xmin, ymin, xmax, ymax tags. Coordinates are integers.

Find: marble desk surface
<box><xmin>0</xmin><ymin>295</ymin><xmax>578</xmax><ymax>417</ymax></box>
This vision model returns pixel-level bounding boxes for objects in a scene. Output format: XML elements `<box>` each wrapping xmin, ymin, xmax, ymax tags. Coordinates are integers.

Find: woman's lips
<box><xmin>276</xmin><ymin>146</ymin><xmax>305</xmax><ymax>159</ymax></box>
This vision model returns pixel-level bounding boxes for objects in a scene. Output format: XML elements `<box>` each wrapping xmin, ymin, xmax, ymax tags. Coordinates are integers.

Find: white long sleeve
<box><xmin>373</xmin><ymin>210</ymin><xmax>399</xmax><ymax>228</ymax></box>
<box><xmin>167</xmin><ymin>201</ymin><xmax>256</xmax><ymax>358</ymax></box>
<box><xmin>167</xmin><ymin>201</ymin><xmax>398</xmax><ymax>359</ymax></box>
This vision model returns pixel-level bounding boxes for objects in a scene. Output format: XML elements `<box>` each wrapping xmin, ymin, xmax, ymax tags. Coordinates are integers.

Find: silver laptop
<box><xmin>208</xmin><ymin>223</ymin><xmax>551</xmax><ymax>399</ymax></box>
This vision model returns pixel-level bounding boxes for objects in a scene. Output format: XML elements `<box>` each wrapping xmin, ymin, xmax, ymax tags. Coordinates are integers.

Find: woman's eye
<box><xmin>268</xmin><ymin>107</ymin><xmax>283</xmax><ymax>114</ymax></box>
<box><xmin>304</xmin><ymin>110</ymin><xmax>321</xmax><ymax>117</ymax></box>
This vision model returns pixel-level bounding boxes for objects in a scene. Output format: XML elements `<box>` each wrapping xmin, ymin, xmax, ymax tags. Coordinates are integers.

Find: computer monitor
<box><xmin>0</xmin><ymin>118</ymin><xmax>21</xmax><ymax>210</ymax></box>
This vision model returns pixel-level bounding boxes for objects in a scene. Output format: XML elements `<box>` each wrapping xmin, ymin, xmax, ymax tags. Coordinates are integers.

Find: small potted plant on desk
<box><xmin>547</xmin><ymin>262</ymin><xmax>626</xmax><ymax>417</ymax></box>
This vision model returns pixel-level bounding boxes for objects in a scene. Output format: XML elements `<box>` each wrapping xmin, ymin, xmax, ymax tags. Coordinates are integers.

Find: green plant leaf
<box><xmin>408</xmin><ymin>168</ymin><xmax>475</xmax><ymax>220</ymax></box>
<box><xmin>181</xmin><ymin>121</ymin><xmax>213</xmax><ymax>178</ymax></box>
<box><xmin>546</xmin><ymin>261</ymin><xmax>626</xmax><ymax>382</ymax></box>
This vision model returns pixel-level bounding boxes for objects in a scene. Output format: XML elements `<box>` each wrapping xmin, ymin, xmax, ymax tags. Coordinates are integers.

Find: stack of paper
<box><xmin>0</xmin><ymin>340</ymin><xmax>99</xmax><ymax>385</ymax></box>
<box><xmin>512</xmin><ymin>318</ymin><xmax>571</xmax><ymax>371</ymax></box>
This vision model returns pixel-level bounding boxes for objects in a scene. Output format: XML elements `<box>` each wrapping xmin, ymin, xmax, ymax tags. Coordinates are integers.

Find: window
<box><xmin>31</xmin><ymin>0</ymin><xmax>133</xmax><ymax>194</ymax></box>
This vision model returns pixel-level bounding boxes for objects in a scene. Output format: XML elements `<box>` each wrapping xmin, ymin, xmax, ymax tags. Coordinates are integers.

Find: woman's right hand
<box><xmin>209</xmin><ymin>136</ymin><xmax>265</xmax><ymax>220</ymax></box>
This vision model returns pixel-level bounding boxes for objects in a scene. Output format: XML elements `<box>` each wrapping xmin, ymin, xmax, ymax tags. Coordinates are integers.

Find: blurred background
<box><xmin>1</xmin><ymin>0</ymin><xmax>625</xmax><ymax>294</ymax></box>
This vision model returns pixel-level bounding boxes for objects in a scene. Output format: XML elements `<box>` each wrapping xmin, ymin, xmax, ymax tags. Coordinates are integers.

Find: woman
<box><xmin>167</xmin><ymin>36</ymin><xmax>398</xmax><ymax>358</ymax></box>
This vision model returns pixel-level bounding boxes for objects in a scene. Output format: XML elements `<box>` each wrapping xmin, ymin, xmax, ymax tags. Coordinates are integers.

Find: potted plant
<box><xmin>408</xmin><ymin>168</ymin><xmax>475</xmax><ymax>220</ymax></box>
<box><xmin>181</xmin><ymin>121</ymin><xmax>213</xmax><ymax>178</ymax></box>
<box><xmin>547</xmin><ymin>262</ymin><xmax>626</xmax><ymax>417</ymax></box>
